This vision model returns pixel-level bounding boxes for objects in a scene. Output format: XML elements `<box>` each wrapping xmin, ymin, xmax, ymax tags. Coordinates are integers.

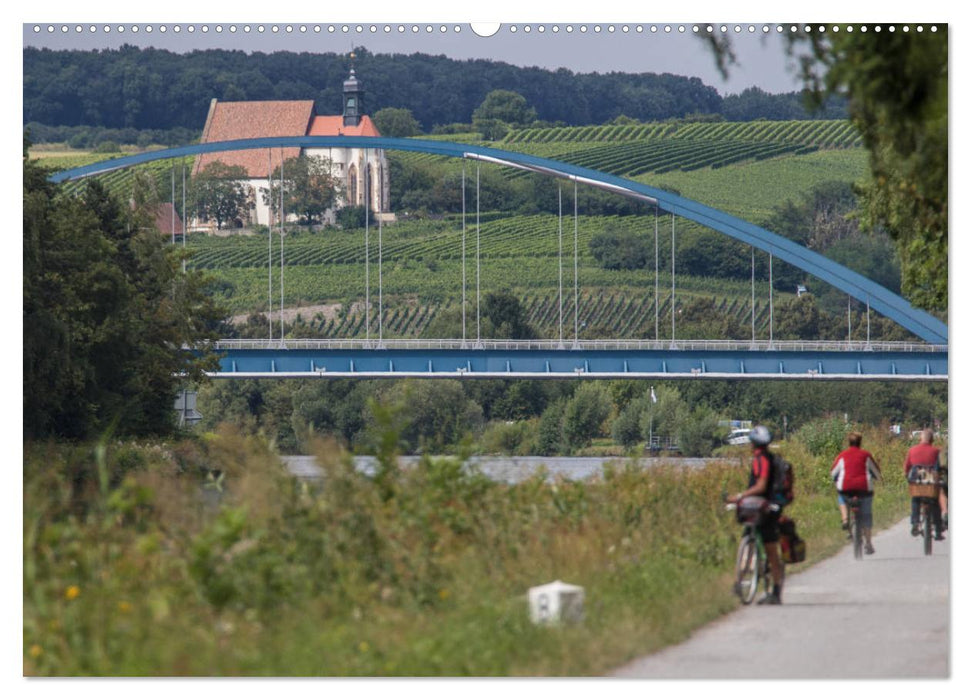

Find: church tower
<box><xmin>342</xmin><ymin>67</ymin><xmax>364</xmax><ymax>127</ymax></box>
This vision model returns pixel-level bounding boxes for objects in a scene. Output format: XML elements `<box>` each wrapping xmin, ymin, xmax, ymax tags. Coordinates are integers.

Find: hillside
<box><xmin>38</xmin><ymin>117</ymin><xmax>886</xmax><ymax>341</ymax></box>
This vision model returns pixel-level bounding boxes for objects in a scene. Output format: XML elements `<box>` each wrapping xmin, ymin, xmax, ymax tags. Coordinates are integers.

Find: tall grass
<box><xmin>24</xmin><ymin>424</ymin><xmax>913</xmax><ymax>675</ymax></box>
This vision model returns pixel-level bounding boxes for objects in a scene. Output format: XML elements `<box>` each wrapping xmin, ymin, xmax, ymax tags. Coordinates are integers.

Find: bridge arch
<box><xmin>49</xmin><ymin>136</ymin><xmax>947</xmax><ymax>344</ymax></box>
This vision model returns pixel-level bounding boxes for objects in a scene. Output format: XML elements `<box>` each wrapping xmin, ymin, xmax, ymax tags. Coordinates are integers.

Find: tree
<box><xmin>589</xmin><ymin>228</ymin><xmax>650</xmax><ymax>270</ymax></box>
<box><xmin>368</xmin><ymin>380</ymin><xmax>483</xmax><ymax>453</ymax></box>
<box><xmin>373</xmin><ymin>107</ymin><xmax>422</xmax><ymax>137</ymax></box>
<box><xmin>472</xmin><ymin>89</ymin><xmax>536</xmax><ymax>139</ymax></box>
<box><xmin>562</xmin><ymin>384</ymin><xmax>611</xmax><ymax>450</ymax></box>
<box><xmin>24</xmin><ymin>138</ymin><xmax>223</xmax><ymax>439</ymax></box>
<box><xmin>706</xmin><ymin>30</ymin><xmax>947</xmax><ymax>311</ymax></box>
<box><xmin>677</xmin><ymin>406</ymin><xmax>723</xmax><ymax>457</ymax></box>
<box><xmin>472</xmin><ymin>89</ymin><xmax>538</xmax><ymax>126</ymax></box>
<box><xmin>482</xmin><ymin>291</ymin><xmax>535</xmax><ymax>339</ymax></box>
<box><xmin>190</xmin><ymin>161</ymin><xmax>250</xmax><ymax>230</ymax></box>
<box><xmin>267</xmin><ymin>155</ymin><xmax>341</xmax><ymax>226</ymax></box>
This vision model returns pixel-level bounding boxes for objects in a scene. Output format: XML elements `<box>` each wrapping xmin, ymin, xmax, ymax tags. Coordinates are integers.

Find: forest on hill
<box><xmin>23</xmin><ymin>45</ymin><xmax>848</xmax><ymax>136</ymax></box>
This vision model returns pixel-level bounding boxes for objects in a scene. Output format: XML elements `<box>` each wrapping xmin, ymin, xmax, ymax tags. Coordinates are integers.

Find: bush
<box><xmin>335</xmin><ymin>205</ymin><xmax>375</xmax><ymax>230</ymax></box>
<box><xmin>794</xmin><ymin>415</ymin><xmax>852</xmax><ymax>457</ymax></box>
<box><xmin>589</xmin><ymin>229</ymin><xmax>650</xmax><ymax>270</ymax></box>
<box><xmin>480</xmin><ymin>420</ymin><xmax>537</xmax><ymax>455</ymax></box>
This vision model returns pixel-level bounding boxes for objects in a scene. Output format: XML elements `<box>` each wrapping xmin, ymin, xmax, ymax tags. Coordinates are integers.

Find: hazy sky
<box><xmin>22</xmin><ymin>22</ymin><xmax>807</xmax><ymax>95</ymax></box>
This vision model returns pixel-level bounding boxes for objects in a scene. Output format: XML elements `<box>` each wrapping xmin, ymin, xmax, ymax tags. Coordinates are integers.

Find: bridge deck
<box><xmin>209</xmin><ymin>339</ymin><xmax>947</xmax><ymax>380</ymax></box>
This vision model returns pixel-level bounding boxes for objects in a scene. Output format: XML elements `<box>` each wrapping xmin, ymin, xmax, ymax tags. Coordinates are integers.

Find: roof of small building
<box><xmin>307</xmin><ymin>114</ymin><xmax>380</xmax><ymax>137</ymax></box>
<box><xmin>153</xmin><ymin>202</ymin><xmax>184</xmax><ymax>236</ymax></box>
<box><xmin>194</xmin><ymin>99</ymin><xmax>315</xmax><ymax>178</ymax></box>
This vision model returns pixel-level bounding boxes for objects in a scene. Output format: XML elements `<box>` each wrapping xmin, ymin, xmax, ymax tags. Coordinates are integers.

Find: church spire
<box><xmin>342</xmin><ymin>58</ymin><xmax>364</xmax><ymax>127</ymax></box>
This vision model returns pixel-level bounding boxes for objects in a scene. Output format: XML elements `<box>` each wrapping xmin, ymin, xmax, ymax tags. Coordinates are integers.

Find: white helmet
<box><xmin>749</xmin><ymin>425</ymin><xmax>772</xmax><ymax>446</ymax></box>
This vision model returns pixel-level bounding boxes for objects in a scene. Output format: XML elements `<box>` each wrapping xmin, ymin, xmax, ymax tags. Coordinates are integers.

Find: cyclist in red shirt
<box><xmin>831</xmin><ymin>432</ymin><xmax>882</xmax><ymax>554</ymax></box>
<box><xmin>729</xmin><ymin>425</ymin><xmax>784</xmax><ymax>605</ymax></box>
<box><xmin>904</xmin><ymin>429</ymin><xmax>944</xmax><ymax>539</ymax></box>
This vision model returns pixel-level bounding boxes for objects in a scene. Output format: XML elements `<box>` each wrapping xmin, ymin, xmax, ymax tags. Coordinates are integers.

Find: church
<box><xmin>192</xmin><ymin>68</ymin><xmax>391</xmax><ymax>228</ymax></box>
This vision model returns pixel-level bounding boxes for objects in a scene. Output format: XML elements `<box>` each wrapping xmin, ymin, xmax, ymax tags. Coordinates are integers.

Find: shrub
<box><xmin>794</xmin><ymin>415</ymin><xmax>852</xmax><ymax>457</ymax></box>
<box><xmin>589</xmin><ymin>229</ymin><xmax>650</xmax><ymax>270</ymax></box>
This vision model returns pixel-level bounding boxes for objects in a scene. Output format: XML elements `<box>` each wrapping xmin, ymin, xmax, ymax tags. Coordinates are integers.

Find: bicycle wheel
<box><xmin>922</xmin><ymin>502</ymin><xmax>933</xmax><ymax>556</ymax></box>
<box><xmin>851</xmin><ymin>510</ymin><xmax>863</xmax><ymax>560</ymax></box>
<box><xmin>734</xmin><ymin>534</ymin><xmax>760</xmax><ymax>605</ymax></box>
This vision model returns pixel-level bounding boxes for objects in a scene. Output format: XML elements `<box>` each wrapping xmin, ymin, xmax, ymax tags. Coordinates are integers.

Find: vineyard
<box><xmin>502</xmin><ymin>119</ymin><xmax>862</xmax><ymax>148</ymax></box>
<box><xmin>34</xmin><ymin>150</ymin><xmax>195</xmax><ymax>203</ymax></box>
<box><xmin>246</xmin><ymin>289</ymin><xmax>778</xmax><ymax>341</ymax></box>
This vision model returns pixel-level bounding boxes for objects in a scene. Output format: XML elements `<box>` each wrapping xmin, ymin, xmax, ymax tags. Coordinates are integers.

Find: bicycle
<box><xmin>726</xmin><ymin>497</ymin><xmax>784</xmax><ymax>605</ymax></box>
<box><xmin>908</xmin><ymin>465</ymin><xmax>941</xmax><ymax>557</ymax></box>
<box><xmin>843</xmin><ymin>494</ymin><xmax>864</xmax><ymax>560</ymax></box>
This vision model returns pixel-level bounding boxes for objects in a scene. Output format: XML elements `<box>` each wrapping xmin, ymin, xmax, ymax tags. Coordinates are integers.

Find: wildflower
<box><xmin>29</xmin><ymin>645</ymin><xmax>42</xmax><ymax>658</ymax></box>
<box><xmin>438</xmin><ymin>588</ymin><xmax>451</xmax><ymax>601</ymax></box>
<box><xmin>118</xmin><ymin>601</ymin><xmax>132</xmax><ymax>614</ymax></box>
<box><xmin>358</xmin><ymin>641</ymin><xmax>370</xmax><ymax>653</ymax></box>
<box><xmin>65</xmin><ymin>585</ymin><xmax>80</xmax><ymax>601</ymax></box>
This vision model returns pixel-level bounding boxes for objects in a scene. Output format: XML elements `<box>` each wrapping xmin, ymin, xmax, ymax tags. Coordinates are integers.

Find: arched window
<box><xmin>347</xmin><ymin>163</ymin><xmax>358</xmax><ymax>206</ymax></box>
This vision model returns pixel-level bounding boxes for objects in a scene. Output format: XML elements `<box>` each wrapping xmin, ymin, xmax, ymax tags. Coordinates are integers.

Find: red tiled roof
<box><xmin>194</xmin><ymin>100</ymin><xmax>315</xmax><ymax>178</ymax></box>
<box><xmin>308</xmin><ymin>115</ymin><xmax>381</xmax><ymax>137</ymax></box>
<box><xmin>154</xmin><ymin>202</ymin><xmax>184</xmax><ymax>236</ymax></box>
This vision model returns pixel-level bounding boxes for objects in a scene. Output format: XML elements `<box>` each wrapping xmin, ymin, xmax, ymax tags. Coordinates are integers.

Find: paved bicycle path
<box><xmin>612</xmin><ymin>518</ymin><xmax>949</xmax><ymax>678</ymax></box>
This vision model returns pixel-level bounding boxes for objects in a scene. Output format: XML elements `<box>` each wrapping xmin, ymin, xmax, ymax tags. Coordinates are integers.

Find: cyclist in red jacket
<box><xmin>831</xmin><ymin>432</ymin><xmax>882</xmax><ymax>554</ymax></box>
<box><xmin>729</xmin><ymin>425</ymin><xmax>784</xmax><ymax>605</ymax></box>
<box><xmin>904</xmin><ymin>429</ymin><xmax>945</xmax><ymax>540</ymax></box>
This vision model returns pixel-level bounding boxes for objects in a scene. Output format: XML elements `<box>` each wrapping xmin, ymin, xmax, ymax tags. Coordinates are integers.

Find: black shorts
<box><xmin>758</xmin><ymin>509</ymin><xmax>781</xmax><ymax>544</ymax></box>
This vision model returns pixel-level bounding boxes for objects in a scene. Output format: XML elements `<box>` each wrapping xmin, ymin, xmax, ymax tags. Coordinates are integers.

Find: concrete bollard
<box><xmin>527</xmin><ymin>580</ymin><xmax>585</xmax><ymax>625</ymax></box>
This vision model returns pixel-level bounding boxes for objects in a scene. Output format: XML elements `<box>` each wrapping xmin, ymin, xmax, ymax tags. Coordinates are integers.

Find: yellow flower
<box><xmin>438</xmin><ymin>588</ymin><xmax>450</xmax><ymax>601</ymax></box>
<box><xmin>118</xmin><ymin>601</ymin><xmax>132</xmax><ymax>614</ymax></box>
<box><xmin>358</xmin><ymin>641</ymin><xmax>370</xmax><ymax>653</ymax></box>
<box><xmin>65</xmin><ymin>585</ymin><xmax>80</xmax><ymax>601</ymax></box>
<box><xmin>29</xmin><ymin>645</ymin><xmax>43</xmax><ymax>658</ymax></box>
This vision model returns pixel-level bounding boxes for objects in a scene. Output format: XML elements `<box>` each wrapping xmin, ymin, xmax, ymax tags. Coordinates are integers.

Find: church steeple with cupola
<box><xmin>342</xmin><ymin>64</ymin><xmax>364</xmax><ymax>128</ymax></box>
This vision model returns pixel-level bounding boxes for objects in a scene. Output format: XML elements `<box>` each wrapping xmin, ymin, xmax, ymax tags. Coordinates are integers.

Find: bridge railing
<box><xmin>211</xmin><ymin>339</ymin><xmax>947</xmax><ymax>353</ymax></box>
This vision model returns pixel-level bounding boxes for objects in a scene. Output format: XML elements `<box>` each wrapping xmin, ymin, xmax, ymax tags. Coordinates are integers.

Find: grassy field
<box><xmin>23</xmin><ymin>424</ymin><xmax>914</xmax><ymax>675</ymax></box>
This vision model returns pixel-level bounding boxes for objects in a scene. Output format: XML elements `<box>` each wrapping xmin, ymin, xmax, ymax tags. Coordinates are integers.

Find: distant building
<box><xmin>192</xmin><ymin>67</ymin><xmax>391</xmax><ymax>228</ymax></box>
<box><xmin>152</xmin><ymin>202</ymin><xmax>185</xmax><ymax>238</ymax></box>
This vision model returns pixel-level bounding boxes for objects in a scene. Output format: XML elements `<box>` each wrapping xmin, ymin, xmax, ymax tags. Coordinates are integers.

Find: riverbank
<box><xmin>24</xmin><ymin>426</ymin><xmax>912</xmax><ymax>675</ymax></box>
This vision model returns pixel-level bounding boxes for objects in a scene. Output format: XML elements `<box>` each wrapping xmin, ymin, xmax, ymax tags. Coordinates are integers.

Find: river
<box><xmin>281</xmin><ymin>454</ymin><xmax>733</xmax><ymax>484</ymax></box>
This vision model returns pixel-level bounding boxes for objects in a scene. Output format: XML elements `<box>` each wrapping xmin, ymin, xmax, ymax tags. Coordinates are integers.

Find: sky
<box><xmin>22</xmin><ymin>22</ymin><xmax>808</xmax><ymax>96</ymax></box>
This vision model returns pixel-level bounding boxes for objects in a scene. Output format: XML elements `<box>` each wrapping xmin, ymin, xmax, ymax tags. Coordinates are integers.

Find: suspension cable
<box><xmin>558</xmin><ymin>183</ymin><xmax>564</xmax><ymax>347</ymax></box>
<box><xmin>268</xmin><ymin>149</ymin><xmax>273</xmax><ymax>342</ymax></box>
<box><xmin>365</xmin><ymin>152</ymin><xmax>370</xmax><ymax>345</ymax></box>
<box><xmin>751</xmin><ymin>248</ymin><xmax>756</xmax><ymax>343</ymax></box>
<box><xmin>574</xmin><ymin>179</ymin><xmax>579</xmax><ymax>347</ymax></box>
<box><xmin>462</xmin><ymin>164</ymin><xmax>467</xmax><ymax>346</ymax></box>
<box><xmin>476</xmin><ymin>164</ymin><xmax>481</xmax><ymax>346</ymax></box>
<box><xmin>848</xmin><ymin>295</ymin><xmax>852</xmax><ymax>343</ymax></box>
<box><xmin>866</xmin><ymin>296</ymin><xmax>871</xmax><ymax>347</ymax></box>
<box><xmin>171</xmin><ymin>165</ymin><xmax>175</xmax><ymax>246</ymax></box>
<box><xmin>181</xmin><ymin>159</ymin><xmax>186</xmax><ymax>273</ymax></box>
<box><xmin>671</xmin><ymin>213</ymin><xmax>676</xmax><ymax>344</ymax></box>
<box><xmin>769</xmin><ymin>252</ymin><xmax>774</xmax><ymax>348</ymax></box>
<box><xmin>280</xmin><ymin>151</ymin><xmax>285</xmax><ymax>342</ymax></box>
<box><xmin>654</xmin><ymin>204</ymin><xmax>659</xmax><ymax>341</ymax></box>
<box><xmin>378</xmin><ymin>190</ymin><xmax>383</xmax><ymax>346</ymax></box>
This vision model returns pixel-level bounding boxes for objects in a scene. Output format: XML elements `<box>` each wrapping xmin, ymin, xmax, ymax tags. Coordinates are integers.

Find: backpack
<box><xmin>769</xmin><ymin>452</ymin><xmax>795</xmax><ymax>506</ymax></box>
<box><xmin>779</xmin><ymin>516</ymin><xmax>807</xmax><ymax>563</ymax></box>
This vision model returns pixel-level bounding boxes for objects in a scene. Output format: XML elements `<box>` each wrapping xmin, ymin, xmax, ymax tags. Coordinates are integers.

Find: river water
<box><xmin>281</xmin><ymin>454</ymin><xmax>732</xmax><ymax>484</ymax></box>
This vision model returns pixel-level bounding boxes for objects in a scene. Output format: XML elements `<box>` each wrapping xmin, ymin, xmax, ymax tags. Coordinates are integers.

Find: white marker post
<box><xmin>528</xmin><ymin>580</ymin><xmax>585</xmax><ymax>626</ymax></box>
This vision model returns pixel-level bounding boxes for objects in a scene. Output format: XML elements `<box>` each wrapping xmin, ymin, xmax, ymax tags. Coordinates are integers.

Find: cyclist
<box><xmin>728</xmin><ymin>425</ymin><xmax>784</xmax><ymax>605</ymax></box>
<box><xmin>904</xmin><ymin>429</ymin><xmax>944</xmax><ymax>540</ymax></box>
<box><xmin>830</xmin><ymin>432</ymin><xmax>882</xmax><ymax>554</ymax></box>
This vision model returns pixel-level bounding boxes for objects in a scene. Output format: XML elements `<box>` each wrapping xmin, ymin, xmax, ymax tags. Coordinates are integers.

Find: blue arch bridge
<box><xmin>52</xmin><ymin>136</ymin><xmax>948</xmax><ymax>382</ymax></box>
